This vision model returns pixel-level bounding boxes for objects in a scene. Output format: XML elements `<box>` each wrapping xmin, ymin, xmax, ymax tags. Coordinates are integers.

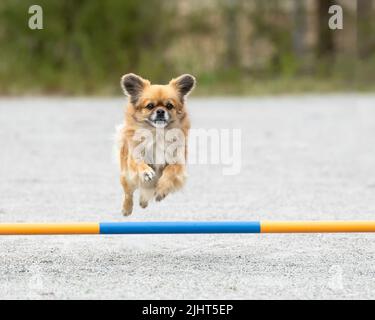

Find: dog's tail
<box><xmin>112</xmin><ymin>123</ymin><xmax>126</xmax><ymax>167</ymax></box>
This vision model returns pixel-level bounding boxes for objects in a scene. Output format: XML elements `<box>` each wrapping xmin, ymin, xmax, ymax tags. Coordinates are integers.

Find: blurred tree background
<box><xmin>0</xmin><ymin>0</ymin><xmax>374</xmax><ymax>95</ymax></box>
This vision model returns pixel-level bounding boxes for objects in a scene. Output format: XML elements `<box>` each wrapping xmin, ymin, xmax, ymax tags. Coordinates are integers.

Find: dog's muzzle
<box><xmin>149</xmin><ymin>108</ymin><xmax>170</xmax><ymax>128</ymax></box>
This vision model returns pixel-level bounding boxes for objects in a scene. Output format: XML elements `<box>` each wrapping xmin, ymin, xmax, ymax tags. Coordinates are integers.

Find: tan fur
<box><xmin>117</xmin><ymin>74</ymin><xmax>194</xmax><ymax>216</ymax></box>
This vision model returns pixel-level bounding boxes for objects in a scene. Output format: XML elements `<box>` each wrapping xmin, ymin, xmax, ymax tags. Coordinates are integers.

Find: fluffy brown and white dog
<box><xmin>116</xmin><ymin>73</ymin><xmax>196</xmax><ymax>216</ymax></box>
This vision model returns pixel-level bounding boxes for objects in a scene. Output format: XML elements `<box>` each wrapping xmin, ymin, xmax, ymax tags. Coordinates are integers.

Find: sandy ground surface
<box><xmin>0</xmin><ymin>95</ymin><xmax>375</xmax><ymax>299</ymax></box>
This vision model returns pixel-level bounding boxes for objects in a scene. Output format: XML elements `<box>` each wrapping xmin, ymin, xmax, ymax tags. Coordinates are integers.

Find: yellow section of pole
<box><xmin>261</xmin><ymin>221</ymin><xmax>375</xmax><ymax>233</ymax></box>
<box><xmin>0</xmin><ymin>223</ymin><xmax>100</xmax><ymax>235</ymax></box>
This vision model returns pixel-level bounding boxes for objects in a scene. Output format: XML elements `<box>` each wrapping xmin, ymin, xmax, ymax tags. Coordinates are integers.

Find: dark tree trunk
<box><xmin>292</xmin><ymin>0</ymin><xmax>306</xmax><ymax>58</ymax></box>
<box><xmin>357</xmin><ymin>0</ymin><xmax>374</xmax><ymax>59</ymax></box>
<box><xmin>223</xmin><ymin>0</ymin><xmax>240</xmax><ymax>69</ymax></box>
<box><xmin>316</xmin><ymin>0</ymin><xmax>335</xmax><ymax>58</ymax></box>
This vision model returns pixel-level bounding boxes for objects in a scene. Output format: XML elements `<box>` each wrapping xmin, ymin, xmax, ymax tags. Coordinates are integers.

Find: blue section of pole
<box><xmin>99</xmin><ymin>221</ymin><xmax>261</xmax><ymax>234</ymax></box>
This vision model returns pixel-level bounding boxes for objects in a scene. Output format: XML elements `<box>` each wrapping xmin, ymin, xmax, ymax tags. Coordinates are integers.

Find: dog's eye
<box><xmin>166</xmin><ymin>102</ymin><xmax>174</xmax><ymax>110</ymax></box>
<box><xmin>145</xmin><ymin>103</ymin><xmax>154</xmax><ymax>110</ymax></box>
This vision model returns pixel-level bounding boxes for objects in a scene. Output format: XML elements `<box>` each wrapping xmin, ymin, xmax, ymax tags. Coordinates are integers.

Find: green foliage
<box><xmin>0</xmin><ymin>0</ymin><xmax>177</xmax><ymax>94</ymax></box>
<box><xmin>0</xmin><ymin>0</ymin><xmax>374</xmax><ymax>95</ymax></box>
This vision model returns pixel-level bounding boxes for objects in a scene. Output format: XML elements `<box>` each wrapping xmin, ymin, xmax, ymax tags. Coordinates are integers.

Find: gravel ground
<box><xmin>0</xmin><ymin>95</ymin><xmax>375</xmax><ymax>299</ymax></box>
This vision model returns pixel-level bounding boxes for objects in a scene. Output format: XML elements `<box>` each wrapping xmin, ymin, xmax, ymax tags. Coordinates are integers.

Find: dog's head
<box><xmin>121</xmin><ymin>73</ymin><xmax>196</xmax><ymax>129</ymax></box>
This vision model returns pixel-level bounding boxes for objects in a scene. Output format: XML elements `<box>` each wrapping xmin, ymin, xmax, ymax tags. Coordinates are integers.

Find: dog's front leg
<box><xmin>155</xmin><ymin>164</ymin><xmax>187</xmax><ymax>201</ymax></box>
<box><xmin>128</xmin><ymin>157</ymin><xmax>155</xmax><ymax>184</ymax></box>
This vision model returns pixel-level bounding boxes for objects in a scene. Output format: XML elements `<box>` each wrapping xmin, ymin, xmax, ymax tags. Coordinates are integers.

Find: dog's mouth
<box><xmin>147</xmin><ymin>109</ymin><xmax>171</xmax><ymax>128</ymax></box>
<box><xmin>147</xmin><ymin>119</ymin><xmax>169</xmax><ymax>128</ymax></box>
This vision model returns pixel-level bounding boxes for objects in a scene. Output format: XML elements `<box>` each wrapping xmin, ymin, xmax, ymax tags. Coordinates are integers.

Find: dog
<box><xmin>116</xmin><ymin>73</ymin><xmax>196</xmax><ymax>216</ymax></box>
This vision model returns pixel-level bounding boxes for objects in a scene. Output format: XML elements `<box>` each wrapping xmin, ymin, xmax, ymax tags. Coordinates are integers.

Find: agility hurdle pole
<box><xmin>1</xmin><ymin>221</ymin><xmax>375</xmax><ymax>235</ymax></box>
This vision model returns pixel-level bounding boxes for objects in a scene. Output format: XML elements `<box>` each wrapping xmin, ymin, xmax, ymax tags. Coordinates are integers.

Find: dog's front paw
<box><xmin>141</xmin><ymin>167</ymin><xmax>155</xmax><ymax>183</ymax></box>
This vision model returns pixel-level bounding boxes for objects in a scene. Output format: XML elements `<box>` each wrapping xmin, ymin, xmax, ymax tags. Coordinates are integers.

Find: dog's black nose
<box><xmin>156</xmin><ymin>109</ymin><xmax>165</xmax><ymax>117</ymax></box>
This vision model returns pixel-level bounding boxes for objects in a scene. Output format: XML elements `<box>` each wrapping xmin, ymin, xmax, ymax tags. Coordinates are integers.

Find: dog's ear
<box><xmin>120</xmin><ymin>73</ymin><xmax>149</xmax><ymax>104</ymax></box>
<box><xmin>170</xmin><ymin>74</ymin><xmax>196</xmax><ymax>100</ymax></box>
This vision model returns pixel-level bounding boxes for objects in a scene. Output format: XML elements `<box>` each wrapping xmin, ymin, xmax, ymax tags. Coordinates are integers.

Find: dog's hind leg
<box><xmin>155</xmin><ymin>164</ymin><xmax>187</xmax><ymax>202</ymax></box>
<box><xmin>139</xmin><ymin>187</ymin><xmax>154</xmax><ymax>209</ymax></box>
<box><xmin>120</xmin><ymin>175</ymin><xmax>135</xmax><ymax>216</ymax></box>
